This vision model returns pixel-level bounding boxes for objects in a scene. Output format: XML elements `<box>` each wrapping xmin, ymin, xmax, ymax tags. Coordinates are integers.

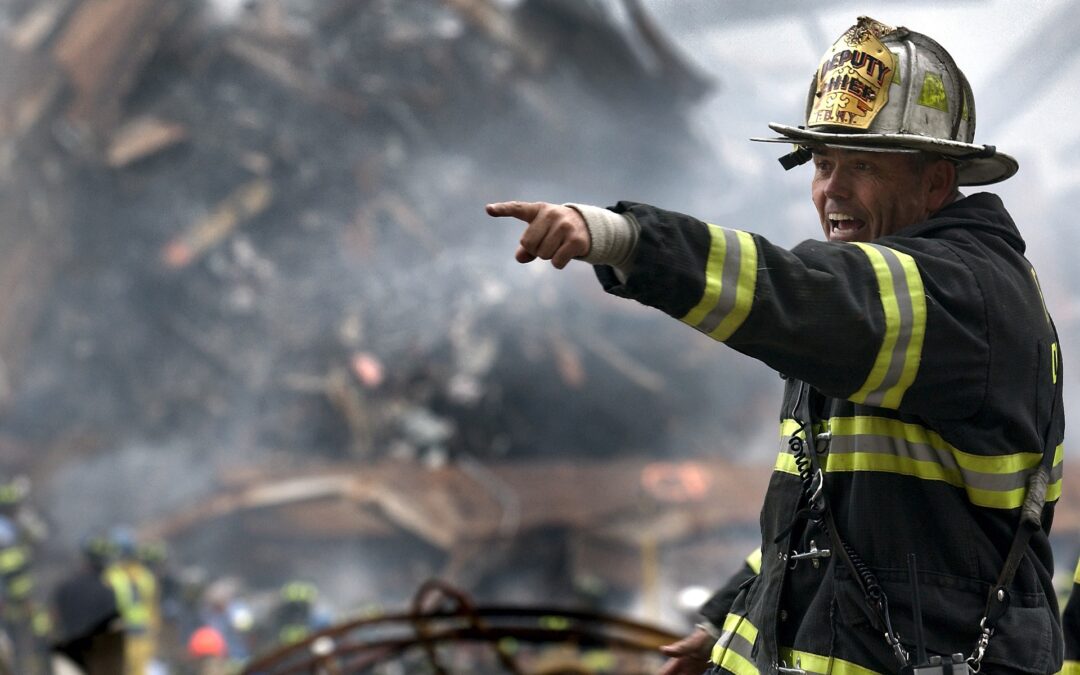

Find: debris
<box><xmin>162</xmin><ymin>179</ymin><xmax>273</xmax><ymax>269</ymax></box>
<box><xmin>105</xmin><ymin>115</ymin><xmax>187</xmax><ymax>167</ymax></box>
<box><xmin>51</xmin><ymin>0</ymin><xmax>183</xmax><ymax>140</ymax></box>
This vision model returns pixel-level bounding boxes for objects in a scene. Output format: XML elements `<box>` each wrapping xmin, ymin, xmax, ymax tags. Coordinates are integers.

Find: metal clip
<box><xmin>807</xmin><ymin>469</ymin><xmax>825</xmax><ymax>506</ymax></box>
<box><xmin>966</xmin><ymin>618</ymin><xmax>993</xmax><ymax>673</ymax></box>
<box><xmin>777</xmin><ymin>657</ymin><xmax>807</xmax><ymax>674</ymax></box>
<box><xmin>788</xmin><ymin>540</ymin><xmax>831</xmax><ymax>569</ymax></box>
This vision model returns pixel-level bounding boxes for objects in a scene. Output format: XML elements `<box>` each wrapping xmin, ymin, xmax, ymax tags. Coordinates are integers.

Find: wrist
<box><xmin>564</xmin><ymin>203</ymin><xmax>639</xmax><ymax>269</ymax></box>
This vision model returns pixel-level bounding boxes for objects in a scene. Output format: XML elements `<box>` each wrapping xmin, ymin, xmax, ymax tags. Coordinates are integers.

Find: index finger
<box><xmin>485</xmin><ymin>201</ymin><xmax>542</xmax><ymax>221</ymax></box>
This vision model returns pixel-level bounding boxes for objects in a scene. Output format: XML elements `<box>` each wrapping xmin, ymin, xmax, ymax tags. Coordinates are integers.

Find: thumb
<box><xmin>659</xmin><ymin>638</ymin><xmax>691</xmax><ymax>657</ymax></box>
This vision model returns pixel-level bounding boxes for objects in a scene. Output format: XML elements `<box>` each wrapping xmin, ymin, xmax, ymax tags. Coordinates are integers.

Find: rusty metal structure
<box><xmin>244</xmin><ymin>580</ymin><xmax>679</xmax><ymax>675</ymax></box>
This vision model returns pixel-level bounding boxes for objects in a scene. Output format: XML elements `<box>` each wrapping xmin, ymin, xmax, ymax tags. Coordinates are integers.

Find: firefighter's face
<box><xmin>811</xmin><ymin>148</ymin><xmax>955</xmax><ymax>243</ymax></box>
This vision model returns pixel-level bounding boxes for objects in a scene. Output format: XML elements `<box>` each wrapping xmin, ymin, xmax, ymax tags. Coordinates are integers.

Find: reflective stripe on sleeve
<box><xmin>1073</xmin><ymin>556</ymin><xmax>1080</xmax><ymax>586</ymax></box>
<box><xmin>778</xmin><ymin>647</ymin><xmax>884</xmax><ymax>675</ymax></box>
<box><xmin>1061</xmin><ymin>661</ymin><xmax>1080</xmax><ymax>675</ymax></box>
<box><xmin>710</xmin><ymin>613</ymin><xmax>760</xmax><ymax>674</ymax></box>
<box><xmin>848</xmin><ymin>243</ymin><xmax>926</xmax><ymax>409</ymax></box>
<box><xmin>776</xmin><ymin>416</ymin><xmax>1064</xmax><ymax>509</ymax></box>
<box><xmin>681</xmin><ymin>225</ymin><xmax>757</xmax><ymax>342</ymax></box>
<box><xmin>745</xmin><ymin>547</ymin><xmax>762</xmax><ymax>575</ymax></box>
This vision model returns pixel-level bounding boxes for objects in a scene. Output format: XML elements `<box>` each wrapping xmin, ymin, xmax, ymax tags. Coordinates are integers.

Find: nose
<box><xmin>821</xmin><ymin>167</ymin><xmax>851</xmax><ymax>200</ymax></box>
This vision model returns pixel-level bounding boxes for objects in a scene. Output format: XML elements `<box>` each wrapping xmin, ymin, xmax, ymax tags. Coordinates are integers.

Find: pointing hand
<box><xmin>486</xmin><ymin>201</ymin><xmax>591</xmax><ymax>269</ymax></box>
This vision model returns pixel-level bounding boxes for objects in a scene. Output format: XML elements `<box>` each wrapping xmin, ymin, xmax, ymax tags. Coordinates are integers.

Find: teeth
<box><xmin>828</xmin><ymin>212</ymin><xmax>857</xmax><ymax>222</ymax></box>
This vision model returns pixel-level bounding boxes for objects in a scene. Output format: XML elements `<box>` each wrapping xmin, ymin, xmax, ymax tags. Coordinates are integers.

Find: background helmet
<box><xmin>753</xmin><ymin>16</ymin><xmax>1017</xmax><ymax>185</ymax></box>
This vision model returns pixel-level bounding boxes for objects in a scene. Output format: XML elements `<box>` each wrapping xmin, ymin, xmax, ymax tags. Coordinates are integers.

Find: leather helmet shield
<box><xmin>809</xmin><ymin>17</ymin><xmax>897</xmax><ymax>130</ymax></box>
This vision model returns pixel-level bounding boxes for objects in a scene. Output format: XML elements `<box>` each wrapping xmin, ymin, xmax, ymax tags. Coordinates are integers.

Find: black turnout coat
<box><xmin>595</xmin><ymin>193</ymin><xmax>1065</xmax><ymax>674</ymax></box>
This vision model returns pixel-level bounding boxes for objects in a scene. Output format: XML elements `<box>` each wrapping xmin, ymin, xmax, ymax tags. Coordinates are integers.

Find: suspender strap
<box><xmin>793</xmin><ymin>382</ymin><xmax>909</xmax><ymax>667</ymax></box>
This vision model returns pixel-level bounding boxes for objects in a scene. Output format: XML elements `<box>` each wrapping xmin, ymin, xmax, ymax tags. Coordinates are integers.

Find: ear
<box><xmin>924</xmin><ymin>159</ymin><xmax>957</xmax><ymax>212</ymax></box>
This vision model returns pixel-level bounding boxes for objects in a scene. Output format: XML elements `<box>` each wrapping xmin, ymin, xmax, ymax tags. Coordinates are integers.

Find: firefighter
<box><xmin>270</xmin><ymin>581</ymin><xmax>328</xmax><ymax>648</ymax></box>
<box><xmin>50</xmin><ymin>535</ymin><xmax>123</xmax><ymax>675</ymax></box>
<box><xmin>103</xmin><ymin>527</ymin><xmax>159</xmax><ymax>675</ymax></box>
<box><xmin>488</xmin><ymin>16</ymin><xmax>1063</xmax><ymax>675</ymax></box>
<box><xmin>1062</xmin><ymin>556</ymin><xmax>1080</xmax><ymax>674</ymax></box>
<box><xmin>0</xmin><ymin>475</ymin><xmax>49</xmax><ymax>674</ymax></box>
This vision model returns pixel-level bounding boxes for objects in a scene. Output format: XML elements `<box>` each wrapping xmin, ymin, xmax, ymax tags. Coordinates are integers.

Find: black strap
<box><xmin>792</xmin><ymin>382</ymin><xmax>908</xmax><ymax>666</ymax></box>
<box><xmin>979</xmin><ymin>346</ymin><xmax>1061</xmax><ymax>632</ymax></box>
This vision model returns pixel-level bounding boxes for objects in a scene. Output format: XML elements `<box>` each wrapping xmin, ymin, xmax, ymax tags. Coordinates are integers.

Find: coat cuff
<box><xmin>565</xmin><ymin>203</ymin><xmax>639</xmax><ymax>270</ymax></box>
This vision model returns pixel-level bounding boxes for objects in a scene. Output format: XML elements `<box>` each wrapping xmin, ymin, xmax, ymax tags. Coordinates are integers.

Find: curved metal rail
<box><xmin>243</xmin><ymin>580</ymin><xmax>680</xmax><ymax>675</ymax></box>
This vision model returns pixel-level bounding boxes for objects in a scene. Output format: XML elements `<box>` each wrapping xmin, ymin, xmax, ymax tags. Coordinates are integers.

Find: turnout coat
<box><xmin>594</xmin><ymin>193</ymin><xmax>1065</xmax><ymax>674</ymax></box>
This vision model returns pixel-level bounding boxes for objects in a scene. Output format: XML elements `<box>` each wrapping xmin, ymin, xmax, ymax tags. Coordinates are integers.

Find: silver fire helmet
<box><xmin>753</xmin><ymin>16</ymin><xmax>1016</xmax><ymax>186</ymax></box>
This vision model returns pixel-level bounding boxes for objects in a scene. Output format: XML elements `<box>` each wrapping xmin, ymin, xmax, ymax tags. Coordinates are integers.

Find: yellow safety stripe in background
<box><xmin>777</xmin><ymin>416</ymin><xmax>1064</xmax><ymax>509</ymax></box>
<box><xmin>0</xmin><ymin>545</ymin><xmax>28</xmax><ymax>572</ymax></box>
<box><xmin>1073</xmin><ymin>556</ymin><xmax>1080</xmax><ymax>586</ymax></box>
<box><xmin>848</xmin><ymin>243</ymin><xmax>926</xmax><ymax>410</ymax></box>
<box><xmin>681</xmin><ymin>225</ymin><xmax>757</xmax><ymax>342</ymax></box>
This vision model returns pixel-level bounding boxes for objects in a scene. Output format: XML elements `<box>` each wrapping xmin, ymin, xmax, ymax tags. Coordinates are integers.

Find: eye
<box><xmin>854</xmin><ymin>161</ymin><xmax>873</xmax><ymax>172</ymax></box>
<box><xmin>814</xmin><ymin>159</ymin><xmax>833</xmax><ymax>173</ymax></box>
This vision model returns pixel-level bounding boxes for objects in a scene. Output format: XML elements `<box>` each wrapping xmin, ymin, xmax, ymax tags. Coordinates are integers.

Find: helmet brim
<box><xmin>752</xmin><ymin>123</ymin><xmax>1018</xmax><ymax>186</ymax></box>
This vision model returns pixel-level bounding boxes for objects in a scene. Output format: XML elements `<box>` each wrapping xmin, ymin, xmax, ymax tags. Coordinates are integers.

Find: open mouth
<box><xmin>827</xmin><ymin>212</ymin><xmax>867</xmax><ymax>240</ymax></box>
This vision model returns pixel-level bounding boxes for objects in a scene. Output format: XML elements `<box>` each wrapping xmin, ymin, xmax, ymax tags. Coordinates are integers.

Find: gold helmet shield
<box><xmin>809</xmin><ymin>17</ymin><xmax>897</xmax><ymax>130</ymax></box>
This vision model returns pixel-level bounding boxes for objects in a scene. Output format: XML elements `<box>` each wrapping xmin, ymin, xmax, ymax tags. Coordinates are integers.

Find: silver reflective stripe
<box><xmin>698</xmin><ymin>228</ymin><xmax>744</xmax><ymax>334</ymax></box>
<box><xmin>776</xmin><ymin>417</ymin><xmax>1064</xmax><ymax>509</ymax></box>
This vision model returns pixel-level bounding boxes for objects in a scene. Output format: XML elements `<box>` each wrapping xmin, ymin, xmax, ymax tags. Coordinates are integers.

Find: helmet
<box><xmin>0</xmin><ymin>475</ymin><xmax>29</xmax><ymax>508</ymax></box>
<box><xmin>80</xmin><ymin>533</ymin><xmax>116</xmax><ymax>568</ymax></box>
<box><xmin>753</xmin><ymin>16</ymin><xmax>1016</xmax><ymax>185</ymax></box>
<box><xmin>280</xmin><ymin>580</ymin><xmax>317</xmax><ymax>604</ymax></box>
<box><xmin>188</xmin><ymin>625</ymin><xmax>227</xmax><ymax>658</ymax></box>
<box><xmin>138</xmin><ymin>540</ymin><xmax>168</xmax><ymax>566</ymax></box>
<box><xmin>109</xmin><ymin>525</ymin><xmax>138</xmax><ymax>560</ymax></box>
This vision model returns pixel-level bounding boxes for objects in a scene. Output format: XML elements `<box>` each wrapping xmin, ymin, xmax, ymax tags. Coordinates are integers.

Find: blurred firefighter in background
<box><xmin>269</xmin><ymin>580</ymin><xmax>329</xmax><ymax>649</ymax></box>
<box><xmin>1063</xmin><ymin>556</ymin><xmax>1080</xmax><ymax>674</ymax></box>
<box><xmin>50</xmin><ymin>535</ymin><xmax>123</xmax><ymax>675</ymax></box>
<box><xmin>489</xmin><ymin>15</ymin><xmax>1064</xmax><ymax>675</ymax></box>
<box><xmin>0</xmin><ymin>475</ymin><xmax>50</xmax><ymax>674</ymax></box>
<box><xmin>104</xmin><ymin>526</ymin><xmax>160</xmax><ymax>675</ymax></box>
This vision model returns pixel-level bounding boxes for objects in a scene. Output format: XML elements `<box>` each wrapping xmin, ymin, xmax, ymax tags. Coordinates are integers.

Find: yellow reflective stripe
<box><xmin>849</xmin><ymin>243</ymin><xmax>903</xmax><ymax>403</ymax></box>
<box><xmin>0</xmin><ymin>545</ymin><xmax>28</xmax><ymax>572</ymax></box>
<box><xmin>682</xmin><ymin>223</ymin><xmax>727</xmax><ymax>327</ymax></box>
<box><xmin>745</xmin><ymin>547</ymin><xmax>762</xmax><ymax>574</ymax></box>
<box><xmin>681</xmin><ymin>225</ymin><xmax>756</xmax><ymax>342</ymax></box>
<box><xmin>105</xmin><ymin>566</ymin><xmax>154</xmax><ymax>629</ymax></box>
<box><xmin>1059</xmin><ymin>661</ymin><xmax>1080</xmax><ymax>675</ymax></box>
<box><xmin>716</xmin><ymin>648</ymin><xmax>761</xmax><ymax>675</ymax></box>
<box><xmin>778</xmin><ymin>450</ymin><xmax>1061</xmax><ymax>510</ymax></box>
<box><xmin>847</xmin><ymin>243</ymin><xmax>925</xmax><ymax>409</ymax></box>
<box><xmin>1053</xmin><ymin>342</ymin><xmax>1060</xmax><ymax>384</ymax></box>
<box><xmin>780</xmin><ymin>417</ymin><xmax>1058</xmax><ymax>474</ymax></box>
<box><xmin>775</xmin><ymin>417</ymin><xmax>1065</xmax><ymax>510</ymax></box>
<box><xmin>1072</xmin><ymin>556</ymin><xmax>1080</xmax><ymax>585</ymax></box>
<box><xmin>711</xmin><ymin>613</ymin><xmax>760</xmax><ymax>670</ymax></box>
<box><xmin>8</xmin><ymin>572</ymin><xmax>32</xmax><ymax>598</ymax></box>
<box><xmin>779</xmin><ymin>647</ymin><xmax>884</xmax><ymax>675</ymax></box>
<box><xmin>722</xmin><ymin>611</ymin><xmax>758</xmax><ymax>643</ymax></box>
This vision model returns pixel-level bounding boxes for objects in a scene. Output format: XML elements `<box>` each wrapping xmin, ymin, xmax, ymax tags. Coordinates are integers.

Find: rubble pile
<box><xmin>0</xmin><ymin>0</ymin><xmax>780</xmax><ymax>478</ymax></box>
<box><xmin>0</xmin><ymin>4</ymin><xmax>793</xmax><ymax>619</ymax></box>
